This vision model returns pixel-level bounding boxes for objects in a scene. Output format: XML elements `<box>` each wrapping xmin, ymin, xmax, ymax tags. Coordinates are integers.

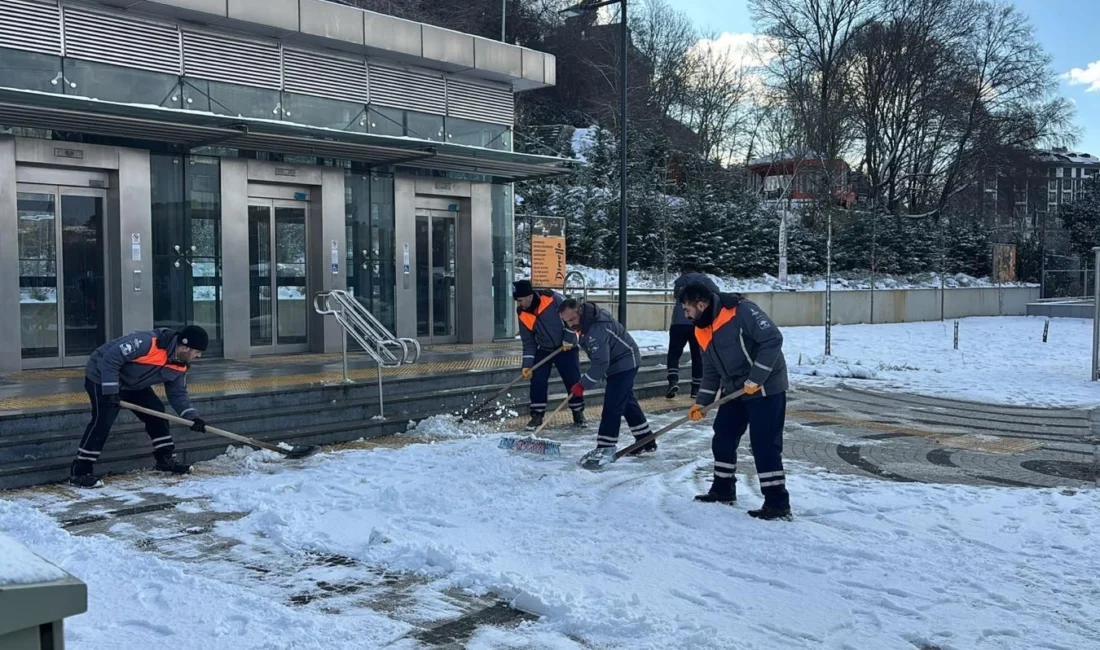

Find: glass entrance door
<box><xmin>415</xmin><ymin>209</ymin><xmax>458</xmax><ymax>344</ymax></box>
<box><xmin>17</xmin><ymin>184</ymin><xmax>108</xmax><ymax>368</ymax></box>
<box><xmin>248</xmin><ymin>199</ymin><xmax>309</xmax><ymax>355</ymax></box>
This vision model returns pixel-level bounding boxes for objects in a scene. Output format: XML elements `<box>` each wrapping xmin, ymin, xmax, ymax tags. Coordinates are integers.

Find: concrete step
<box><xmin>0</xmin><ymin>364</ymin><xmax>675</xmax><ymax>490</ymax></box>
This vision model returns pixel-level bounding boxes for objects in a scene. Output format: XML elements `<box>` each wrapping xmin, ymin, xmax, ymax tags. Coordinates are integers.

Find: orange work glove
<box><xmin>687</xmin><ymin>404</ymin><xmax>705</xmax><ymax>422</ymax></box>
<box><xmin>743</xmin><ymin>380</ymin><xmax>761</xmax><ymax>395</ymax></box>
<box><xmin>521</xmin><ymin>367</ymin><xmax>533</xmax><ymax>380</ymax></box>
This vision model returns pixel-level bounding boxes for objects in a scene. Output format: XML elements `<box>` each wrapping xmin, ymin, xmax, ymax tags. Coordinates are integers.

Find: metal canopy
<box><xmin>0</xmin><ymin>88</ymin><xmax>575</xmax><ymax>181</ymax></box>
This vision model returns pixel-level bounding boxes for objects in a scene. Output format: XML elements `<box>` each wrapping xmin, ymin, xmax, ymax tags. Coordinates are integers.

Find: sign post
<box><xmin>529</xmin><ymin>216</ymin><xmax>566</xmax><ymax>290</ymax></box>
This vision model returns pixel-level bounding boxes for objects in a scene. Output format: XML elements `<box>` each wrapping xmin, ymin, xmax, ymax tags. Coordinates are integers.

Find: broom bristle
<box><xmin>498</xmin><ymin>436</ymin><xmax>561</xmax><ymax>456</ymax></box>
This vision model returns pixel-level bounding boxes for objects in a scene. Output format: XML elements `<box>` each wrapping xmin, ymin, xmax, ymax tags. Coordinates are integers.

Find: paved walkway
<box><xmin>493</xmin><ymin>382</ymin><xmax>1099</xmax><ymax>489</ymax></box>
<box><xmin>5</xmin><ymin>382</ymin><xmax>1097</xmax><ymax>647</ymax></box>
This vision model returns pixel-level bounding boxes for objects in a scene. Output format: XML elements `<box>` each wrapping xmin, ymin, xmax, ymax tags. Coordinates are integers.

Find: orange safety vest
<box><xmin>518</xmin><ymin>294</ymin><xmax>555</xmax><ymax>331</ymax></box>
<box><xmin>694</xmin><ymin>306</ymin><xmax>737</xmax><ymax>351</ymax></box>
<box><xmin>134</xmin><ymin>336</ymin><xmax>188</xmax><ymax>373</ymax></box>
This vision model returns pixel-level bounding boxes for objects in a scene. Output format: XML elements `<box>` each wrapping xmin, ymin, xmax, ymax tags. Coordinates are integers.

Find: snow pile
<box><xmin>403</xmin><ymin>414</ymin><xmax>475</xmax><ymax>439</ymax></box>
<box><xmin>550</xmin><ymin>264</ymin><xmax>1037</xmax><ymax>292</ymax></box>
<box><xmin>633</xmin><ymin>316</ymin><xmax>1100</xmax><ymax>407</ymax></box>
<box><xmin>0</xmin><ymin>531</ymin><xmax>69</xmax><ymax>585</ymax></box>
<box><xmin>788</xmin><ymin>355</ymin><xmax>879</xmax><ymax>379</ymax></box>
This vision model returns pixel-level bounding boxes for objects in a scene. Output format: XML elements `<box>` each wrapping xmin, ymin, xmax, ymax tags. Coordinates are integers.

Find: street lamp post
<box><xmin>561</xmin><ymin>0</ymin><xmax>629</xmax><ymax>326</ymax></box>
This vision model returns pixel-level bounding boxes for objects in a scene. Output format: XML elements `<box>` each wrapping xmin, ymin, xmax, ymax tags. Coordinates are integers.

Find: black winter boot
<box><xmin>69</xmin><ymin>473</ymin><xmax>104</xmax><ymax>489</ymax></box>
<box><xmin>747</xmin><ymin>505</ymin><xmax>793</xmax><ymax>521</ymax></box>
<box><xmin>695</xmin><ymin>477</ymin><xmax>735</xmax><ymax>504</ymax></box>
<box><xmin>154</xmin><ymin>455</ymin><xmax>192</xmax><ymax>475</ymax></box>
<box><xmin>694</xmin><ymin>491</ymin><xmax>736</xmax><ymax>505</ymax></box>
<box><xmin>665</xmin><ymin>381</ymin><xmax>680</xmax><ymax>399</ymax></box>
<box><xmin>525</xmin><ymin>412</ymin><xmax>544</xmax><ymax>431</ymax></box>
<box><xmin>627</xmin><ymin>436</ymin><xmax>657</xmax><ymax>455</ymax></box>
<box><xmin>572</xmin><ymin>409</ymin><xmax>587</xmax><ymax>428</ymax></box>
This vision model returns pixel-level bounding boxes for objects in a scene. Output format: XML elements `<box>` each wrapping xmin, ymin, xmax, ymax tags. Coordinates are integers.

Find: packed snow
<box><xmin>551</xmin><ymin>265</ymin><xmax>1036</xmax><ymax>293</ymax></box>
<box><xmin>0</xmin><ymin>531</ymin><xmax>69</xmax><ymax>585</ymax></box>
<box><xmin>2</xmin><ymin>420</ymin><xmax>1098</xmax><ymax>650</ymax></box>
<box><xmin>634</xmin><ymin>315</ymin><xmax>1100</xmax><ymax>408</ymax></box>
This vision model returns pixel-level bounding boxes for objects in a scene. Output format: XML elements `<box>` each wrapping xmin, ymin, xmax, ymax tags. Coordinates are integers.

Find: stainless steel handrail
<box><xmin>313</xmin><ymin>290</ymin><xmax>421</xmax><ymax>417</ymax></box>
<box><xmin>564</xmin><ymin>270</ymin><xmax>588</xmax><ymax>302</ymax></box>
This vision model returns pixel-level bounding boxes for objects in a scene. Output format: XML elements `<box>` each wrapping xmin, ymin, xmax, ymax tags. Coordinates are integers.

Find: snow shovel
<box><xmin>579</xmin><ymin>388</ymin><xmax>747</xmax><ymax>470</ymax></box>
<box><xmin>121</xmin><ymin>401</ymin><xmax>320</xmax><ymax>460</ymax></box>
<box><xmin>459</xmin><ymin>348</ymin><xmax>564</xmax><ymax>423</ymax></box>
<box><xmin>497</xmin><ymin>396</ymin><xmax>569</xmax><ymax>456</ymax></box>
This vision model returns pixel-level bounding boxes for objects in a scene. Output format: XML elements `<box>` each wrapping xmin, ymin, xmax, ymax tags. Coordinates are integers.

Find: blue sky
<box><xmin>676</xmin><ymin>0</ymin><xmax>1100</xmax><ymax>156</ymax></box>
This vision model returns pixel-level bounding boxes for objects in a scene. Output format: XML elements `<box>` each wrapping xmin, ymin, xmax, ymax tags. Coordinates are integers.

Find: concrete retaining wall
<box><xmin>585</xmin><ymin>286</ymin><xmax>1041</xmax><ymax>331</ymax></box>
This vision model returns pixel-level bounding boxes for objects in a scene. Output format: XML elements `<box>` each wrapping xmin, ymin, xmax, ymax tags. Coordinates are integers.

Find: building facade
<box><xmin>980</xmin><ymin>147</ymin><xmax>1100</xmax><ymax>239</ymax></box>
<box><xmin>0</xmin><ymin>0</ymin><xmax>572</xmax><ymax>373</ymax></box>
<box><xmin>747</xmin><ymin>152</ymin><xmax>858</xmax><ymax>211</ymax></box>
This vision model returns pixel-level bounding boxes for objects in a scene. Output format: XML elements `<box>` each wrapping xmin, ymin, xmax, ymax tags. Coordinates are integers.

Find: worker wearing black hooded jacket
<box><xmin>679</xmin><ymin>282</ymin><xmax>792</xmax><ymax>521</ymax></box>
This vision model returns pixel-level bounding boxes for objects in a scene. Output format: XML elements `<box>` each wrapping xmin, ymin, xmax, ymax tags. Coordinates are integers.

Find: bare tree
<box><xmin>630</xmin><ymin>0</ymin><xmax>698</xmax><ymax>123</ymax></box>
<box><xmin>911</xmin><ymin>0</ymin><xmax>1075</xmax><ymax>219</ymax></box>
<box><xmin>751</xmin><ymin>0</ymin><xmax>876</xmax><ymax>353</ymax></box>
<box><xmin>751</xmin><ymin>0</ymin><xmax>876</xmax><ymax>169</ymax></box>
<box><xmin>682</xmin><ymin>38</ymin><xmax>753</xmax><ymax>162</ymax></box>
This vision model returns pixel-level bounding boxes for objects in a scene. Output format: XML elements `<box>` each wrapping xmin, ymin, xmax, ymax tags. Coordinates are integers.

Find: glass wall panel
<box><xmin>447</xmin><ymin>117</ymin><xmax>511</xmax><ymax>151</ymax></box>
<box><xmin>405</xmin><ymin>111</ymin><xmax>445</xmax><ymax>141</ymax></box>
<box><xmin>491</xmin><ymin>184</ymin><xmax>516</xmax><ymax>339</ymax></box>
<box><xmin>367</xmin><ymin>106</ymin><xmax>404</xmax><ymax>137</ymax></box>
<box><xmin>345</xmin><ymin>171</ymin><xmax>396</xmax><ymax>332</ymax></box>
<box><xmin>64</xmin><ymin>58</ymin><xmax>180</xmax><ymax>107</ymax></box>
<box><xmin>151</xmin><ymin>155</ymin><xmax>224</xmax><ymax>354</ymax></box>
<box><xmin>183</xmin><ymin>79</ymin><xmax>280</xmax><ymax>120</ymax></box>
<box><xmin>370</xmin><ymin>175</ymin><xmax>396</xmax><ymax>332</ymax></box>
<box><xmin>282</xmin><ymin>92</ymin><xmax>366</xmax><ymax>132</ymax></box>
<box><xmin>0</xmin><ymin>47</ymin><xmax>62</xmax><ymax>94</ymax></box>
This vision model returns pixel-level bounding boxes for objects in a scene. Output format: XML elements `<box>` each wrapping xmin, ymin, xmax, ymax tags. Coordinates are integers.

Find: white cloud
<box><xmin>689</xmin><ymin>32</ymin><xmax>776</xmax><ymax>69</ymax></box>
<box><xmin>688</xmin><ymin>32</ymin><xmax>778</xmax><ymax>102</ymax></box>
<box><xmin>1064</xmin><ymin>61</ymin><xmax>1100</xmax><ymax>92</ymax></box>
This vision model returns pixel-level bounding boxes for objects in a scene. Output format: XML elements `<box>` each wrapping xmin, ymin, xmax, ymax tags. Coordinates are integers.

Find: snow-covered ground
<box><xmin>2</xmin><ymin>422</ymin><xmax>1098</xmax><ymax>650</ymax></box>
<box><xmin>549</xmin><ymin>265</ymin><xmax>1036</xmax><ymax>293</ymax></box>
<box><xmin>632</xmin><ymin>316</ymin><xmax>1100</xmax><ymax>408</ymax></box>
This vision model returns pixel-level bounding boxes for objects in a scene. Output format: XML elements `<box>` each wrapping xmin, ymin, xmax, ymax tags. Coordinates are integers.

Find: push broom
<box><xmin>497</xmin><ymin>396</ymin><xmax>569</xmax><ymax>455</ymax></box>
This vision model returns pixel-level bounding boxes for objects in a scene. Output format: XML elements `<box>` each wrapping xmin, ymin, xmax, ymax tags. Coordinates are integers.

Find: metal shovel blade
<box><xmin>282</xmin><ymin>445</ymin><xmax>320</xmax><ymax>460</ymax></box>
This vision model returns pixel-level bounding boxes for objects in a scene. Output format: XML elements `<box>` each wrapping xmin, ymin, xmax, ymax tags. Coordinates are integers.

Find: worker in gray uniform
<box><xmin>70</xmin><ymin>325</ymin><xmax>209</xmax><ymax>488</ymax></box>
<box><xmin>559</xmin><ymin>299</ymin><xmax>655</xmax><ymax>468</ymax></box>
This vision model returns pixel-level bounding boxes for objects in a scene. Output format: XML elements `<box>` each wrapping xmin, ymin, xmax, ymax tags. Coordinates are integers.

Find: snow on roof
<box><xmin>0</xmin><ymin>532</ymin><xmax>69</xmax><ymax>586</ymax></box>
<box><xmin>1036</xmin><ymin>148</ymin><xmax>1100</xmax><ymax>165</ymax></box>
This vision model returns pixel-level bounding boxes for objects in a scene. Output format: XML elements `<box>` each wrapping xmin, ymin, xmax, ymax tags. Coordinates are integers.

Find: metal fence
<box><xmin>1041</xmin><ymin>249</ymin><xmax>1092</xmax><ymax>300</ymax></box>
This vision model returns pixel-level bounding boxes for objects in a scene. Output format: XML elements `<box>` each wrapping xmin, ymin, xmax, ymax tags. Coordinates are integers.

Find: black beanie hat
<box><xmin>178</xmin><ymin>325</ymin><xmax>209</xmax><ymax>352</ymax></box>
<box><xmin>512</xmin><ymin>280</ymin><xmax>534</xmax><ymax>299</ymax></box>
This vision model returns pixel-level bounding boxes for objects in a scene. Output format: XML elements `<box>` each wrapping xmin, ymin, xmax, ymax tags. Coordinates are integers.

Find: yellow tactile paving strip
<box><xmin>5</xmin><ymin>368</ymin><xmax>85</xmax><ymax>381</ymax></box>
<box><xmin>0</xmin><ymin>356</ymin><xmax>524</xmax><ymax>412</ymax></box>
<box><xmin>937</xmin><ymin>435</ymin><xmax>1043</xmax><ymax>455</ymax></box>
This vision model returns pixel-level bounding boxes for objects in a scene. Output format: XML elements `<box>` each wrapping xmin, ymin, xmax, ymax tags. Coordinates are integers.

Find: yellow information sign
<box><xmin>529</xmin><ymin>216</ymin><xmax>566</xmax><ymax>288</ymax></box>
